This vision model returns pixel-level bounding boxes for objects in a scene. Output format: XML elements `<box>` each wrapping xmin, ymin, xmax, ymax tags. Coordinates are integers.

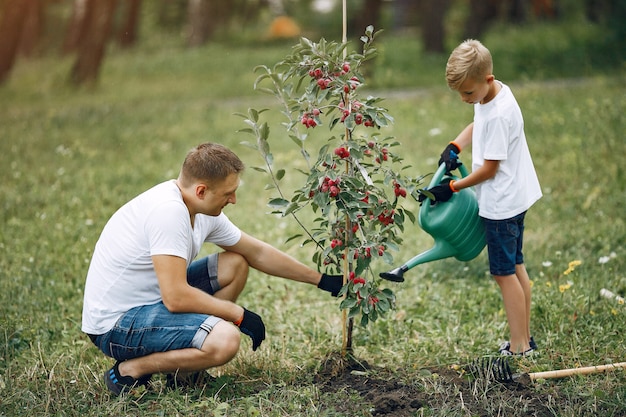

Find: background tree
<box><xmin>117</xmin><ymin>0</ymin><xmax>142</xmax><ymax>48</ymax></box>
<box><xmin>69</xmin><ymin>0</ymin><xmax>117</xmax><ymax>86</ymax></box>
<box><xmin>0</xmin><ymin>0</ymin><xmax>36</xmax><ymax>84</ymax></box>
<box><xmin>419</xmin><ymin>0</ymin><xmax>451</xmax><ymax>53</ymax></box>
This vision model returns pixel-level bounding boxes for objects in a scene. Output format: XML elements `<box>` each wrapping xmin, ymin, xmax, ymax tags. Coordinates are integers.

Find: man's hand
<box><xmin>418</xmin><ymin>180</ymin><xmax>455</xmax><ymax>204</ymax></box>
<box><xmin>317</xmin><ymin>273</ymin><xmax>343</xmax><ymax>297</ymax></box>
<box><xmin>438</xmin><ymin>142</ymin><xmax>462</xmax><ymax>173</ymax></box>
<box><xmin>237</xmin><ymin>308</ymin><xmax>266</xmax><ymax>351</ymax></box>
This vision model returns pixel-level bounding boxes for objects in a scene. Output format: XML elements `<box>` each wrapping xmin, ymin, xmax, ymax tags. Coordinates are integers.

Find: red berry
<box><xmin>342</xmin><ymin>63</ymin><xmax>350</xmax><ymax>72</ymax></box>
<box><xmin>329</xmin><ymin>186</ymin><xmax>339</xmax><ymax>197</ymax></box>
<box><xmin>355</xmin><ymin>114</ymin><xmax>363</xmax><ymax>125</ymax></box>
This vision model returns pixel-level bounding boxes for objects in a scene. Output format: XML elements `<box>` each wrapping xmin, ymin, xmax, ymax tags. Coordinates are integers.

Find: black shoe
<box><xmin>530</xmin><ymin>336</ymin><xmax>538</xmax><ymax>351</ymax></box>
<box><xmin>104</xmin><ymin>361</ymin><xmax>152</xmax><ymax>396</ymax></box>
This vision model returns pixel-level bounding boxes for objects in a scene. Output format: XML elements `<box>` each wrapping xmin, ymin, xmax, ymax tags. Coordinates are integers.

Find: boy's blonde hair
<box><xmin>446</xmin><ymin>39</ymin><xmax>493</xmax><ymax>90</ymax></box>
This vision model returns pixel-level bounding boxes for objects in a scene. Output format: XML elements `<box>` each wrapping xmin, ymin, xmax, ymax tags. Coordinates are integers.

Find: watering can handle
<box><xmin>429</xmin><ymin>162</ymin><xmax>469</xmax><ymax>188</ymax></box>
<box><xmin>421</xmin><ymin>163</ymin><xmax>470</xmax><ymax>217</ymax></box>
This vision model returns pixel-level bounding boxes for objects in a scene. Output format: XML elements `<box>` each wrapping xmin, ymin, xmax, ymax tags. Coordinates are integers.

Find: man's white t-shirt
<box><xmin>81</xmin><ymin>180</ymin><xmax>241</xmax><ymax>335</ymax></box>
<box><xmin>472</xmin><ymin>82</ymin><xmax>542</xmax><ymax>220</ymax></box>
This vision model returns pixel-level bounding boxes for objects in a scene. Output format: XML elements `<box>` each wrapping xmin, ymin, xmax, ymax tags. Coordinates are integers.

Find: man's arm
<box><xmin>152</xmin><ymin>254</ymin><xmax>244</xmax><ymax>321</ymax></box>
<box><xmin>220</xmin><ymin>232</ymin><xmax>322</xmax><ymax>285</ymax></box>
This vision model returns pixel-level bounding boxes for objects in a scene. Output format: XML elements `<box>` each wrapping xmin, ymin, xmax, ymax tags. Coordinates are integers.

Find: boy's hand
<box><xmin>418</xmin><ymin>180</ymin><xmax>454</xmax><ymax>204</ymax></box>
<box><xmin>438</xmin><ymin>142</ymin><xmax>462</xmax><ymax>173</ymax></box>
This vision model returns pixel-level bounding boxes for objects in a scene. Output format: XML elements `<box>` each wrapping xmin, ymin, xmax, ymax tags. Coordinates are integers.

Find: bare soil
<box><xmin>313</xmin><ymin>353</ymin><xmax>558</xmax><ymax>417</ymax></box>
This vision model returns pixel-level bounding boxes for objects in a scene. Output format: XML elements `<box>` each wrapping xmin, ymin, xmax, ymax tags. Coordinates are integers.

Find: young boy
<box><xmin>423</xmin><ymin>39</ymin><xmax>542</xmax><ymax>355</ymax></box>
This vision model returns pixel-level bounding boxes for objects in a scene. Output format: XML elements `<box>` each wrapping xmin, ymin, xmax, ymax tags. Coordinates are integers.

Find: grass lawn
<box><xmin>1</xmin><ymin>26</ymin><xmax>625</xmax><ymax>416</ymax></box>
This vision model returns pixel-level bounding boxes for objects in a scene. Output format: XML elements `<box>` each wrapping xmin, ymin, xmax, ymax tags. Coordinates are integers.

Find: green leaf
<box><xmin>267</xmin><ymin>198</ymin><xmax>290</xmax><ymax>209</ymax></box>
<box><xmin>276</xmin><ymin>169</ymin><xmax>285</xmax><ymax>180</ymax></box>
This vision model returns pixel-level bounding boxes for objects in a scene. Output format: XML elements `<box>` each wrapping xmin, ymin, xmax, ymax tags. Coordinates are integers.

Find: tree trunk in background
<box><xmin>18</xmin><ymin>0</ymin><xmax>43</xmax><ymax>57</ymax></box>
<box><xmin>420</xmin><ymin>0</ymin><xmax>450</xmax><ymax>53</ymax></box>
<box><xmin>463</xmin><ymin>0</ymin><xmax>499</xmax><ymax>39</ymax></box>
<box><xmin>62</xmin><ymin>0</ymin><xmax>90</xmax><ymax>55</ymax></box>
<box><xmin>0</xmin><ymin>0</ymin><xmax>30</xmax><ymax>84</ymax></box>
<box><xmin>352</xmin><ymin>0</ymin><xmax>383</xmax><ymax>37</ymax></box>
<box><xmin>118</xmin><ymin>0</ymin><xmax>142</xmax><ymax>48</ymax></box>
<box><xmin>187</xmin><ymin>0</ymin><xmax>232</xmax><ymax>46</ymax></box>
<box><xmin>187</xmin><ymin>0</ymin><xmax>211</xmax><ymax>46</ymax></box>
<box><xmin>70</xmin><ymin>0</ymin><xmax>117</xmax><ymax>86</ymax></box>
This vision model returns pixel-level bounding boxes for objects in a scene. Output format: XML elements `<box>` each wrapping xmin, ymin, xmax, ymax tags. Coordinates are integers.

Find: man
<box><xmin>82</xmin><ymin>142</ymin><xmax>342</xmax><ymax>395</ymax></box>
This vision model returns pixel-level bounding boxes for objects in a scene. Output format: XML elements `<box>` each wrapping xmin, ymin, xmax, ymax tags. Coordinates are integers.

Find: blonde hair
<box><xmin>446</xmin><ymin>39</ymin><xmax>493</xmax><ymax>90</ymax></box>
<box><xmin>179</xmin><ymin>142</ymin><xmax>244</xmax><ymax>187</ymax></box>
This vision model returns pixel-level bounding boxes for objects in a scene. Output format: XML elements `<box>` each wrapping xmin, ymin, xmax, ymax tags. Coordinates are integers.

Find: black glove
<box><xmin>317</xmin><ymin>273</ymin><xmax>343</xmax><ymax>297</ymax></box>
<box><xmin>418</xmin><ymin>180</ymin><xmax>454</xmax><ymax>204</ymax></box>
<box><xmin>438</xmin><ymin>142</ymin><xmax>462</xmax><ymax>173</ymax></box>
<box><xmin>238</xmin><ymin>308</ymin><xmax>266</xmax><ymax>351</ymax></box>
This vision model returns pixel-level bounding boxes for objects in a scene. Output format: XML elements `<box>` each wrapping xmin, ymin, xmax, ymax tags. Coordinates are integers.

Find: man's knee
<box><xmin>223</xmin><ymin>251</ymin><xmax>249</xmax><ymax>279</ymax></box>
<box><xmin>200</xmin><ymin>322</ymin><xmax>241</xmax><ymax>365</ymax></box>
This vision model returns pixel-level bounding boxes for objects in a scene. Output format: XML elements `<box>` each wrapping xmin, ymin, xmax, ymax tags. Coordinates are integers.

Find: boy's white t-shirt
<box><xmin>472</xmin><ymin>82</ymin><xmax>542</xmax><ymax>220</ymax></box>
<box><xmin>81</xmin><ymin>180</ymin><xmax>242</xmax><ymax>335</ymax></box>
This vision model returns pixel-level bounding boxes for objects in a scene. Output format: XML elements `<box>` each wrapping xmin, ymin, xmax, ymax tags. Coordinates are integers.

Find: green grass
<box><xmin>1</xmin><ymin>23</ymin><xmax>625</xmax><ymax>416</ymax></box>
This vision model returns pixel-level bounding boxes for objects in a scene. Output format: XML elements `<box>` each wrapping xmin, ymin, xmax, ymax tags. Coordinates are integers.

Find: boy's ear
<box><xmin>486</xmin><ymin>74</ymin><xmax>495</xmax><ymax>83</ymax></box>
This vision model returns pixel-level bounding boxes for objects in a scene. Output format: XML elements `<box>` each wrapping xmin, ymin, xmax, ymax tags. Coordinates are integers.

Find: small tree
<box><xmin>238</xmin><ymin>26</ymin><xmax>425</xmax><ymax>354</ymax></box>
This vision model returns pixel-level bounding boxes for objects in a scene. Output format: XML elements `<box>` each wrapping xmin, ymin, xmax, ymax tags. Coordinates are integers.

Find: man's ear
<box><xmin>195</xmin><ymin>183</ymin><xmax>208</xmax><ymax>199</ymax></box>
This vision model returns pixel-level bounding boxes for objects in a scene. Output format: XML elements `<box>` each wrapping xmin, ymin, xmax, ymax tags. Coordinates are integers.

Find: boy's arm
<box><xmin>452</xmin><ymin>159</ymin><xmax>499</xmax><ymax>190</ymax></box>
<box><xmin>451</xmin><ymin>122</ymin><xmax>473</xmax><ymax>150</ymax></box>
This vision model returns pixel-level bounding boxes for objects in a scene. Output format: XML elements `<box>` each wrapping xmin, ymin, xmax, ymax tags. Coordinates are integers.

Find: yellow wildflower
<box><xmin>559</xmin><ymin>283</ymin><xmax>572</xmax><ymax>293</ymax></box>
<box><xmin>563</xmin><ymin>260</ymin><xmax>582</xmax><ymax>275</ymax></box>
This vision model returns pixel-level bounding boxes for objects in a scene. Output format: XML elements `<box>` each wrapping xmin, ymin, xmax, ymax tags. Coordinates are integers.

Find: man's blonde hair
<box><xmin>446</xmin><ymin>39</ymin><xmax>493</xmax><ymax>90</ymax></box>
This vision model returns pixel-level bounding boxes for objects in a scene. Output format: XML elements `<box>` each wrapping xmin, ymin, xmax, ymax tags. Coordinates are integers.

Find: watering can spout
<box><xmin>380</xmin><ymin>239</ymin><xmax>458</xmax><ymax>282</ymax></box>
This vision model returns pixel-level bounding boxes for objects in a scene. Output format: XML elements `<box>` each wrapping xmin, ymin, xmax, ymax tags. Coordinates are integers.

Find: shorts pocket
<box><xmin>109</xmin><ymin>342</ymin><xmax>147</xmax><ymax>361</ymax></box>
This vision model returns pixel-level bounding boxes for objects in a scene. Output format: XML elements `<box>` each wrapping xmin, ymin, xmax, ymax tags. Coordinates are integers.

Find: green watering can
<box><xmin>380</xmin><ymin>162</ymin><xmax>486</xmax><ymax>282</ymax></box>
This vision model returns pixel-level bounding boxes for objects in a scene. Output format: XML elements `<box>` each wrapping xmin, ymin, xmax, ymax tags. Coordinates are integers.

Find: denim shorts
<box><xmin>90</xmin><ymin>254</ymin><xmax>223</xmax><ymax>361</ymax></box>
<box><xmin>482</xmin><ymin>211</ymin><xmax>526</xmax><ymax>276</ymax></box>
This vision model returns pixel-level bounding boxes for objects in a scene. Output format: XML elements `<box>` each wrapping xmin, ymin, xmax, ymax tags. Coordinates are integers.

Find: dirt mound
<box><xmin>314</xmin><ymin>353</ymin><xmax>555</xmax><ymax>416</ymax></box>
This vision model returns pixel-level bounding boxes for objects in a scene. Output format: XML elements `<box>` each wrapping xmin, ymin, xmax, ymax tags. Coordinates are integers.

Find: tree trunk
<box><xmin>118</xmin><ymin>0</ymin><xmax>142</xmax><ymax>48</ymax></box>
<box><xmin>70</xmin><ymin>0</ymin><xmax>118</xmax><ymax>87</ymax></box>
<box><xmin>187</xmin><ymin>0</ymin><xmax>234</xmax><ymax>46</ymax></box>
<box><xmin>62</xmin><ymin>0</ymin><xmax>90</xmax><ymax>55</ymax></box>
<box><xmin>18</xmin><ymin>0</ymin><xmax>42</xmax><ymax>57</ymax></box>
<box><xmin>187</xmin><ymin>0</ymin><xmax>211</xmax><ymax>46</ymax></box>
<box><xmin>352</xmin><ymin>0</ymin><xmax>383</xmax><ymax>37</ymax></box>
<box><xmin>420</xmin><ymin>0</ymin><xmax>450</xmax><ymax>53</ymax></box>
<box><xmin>463</xmin><ymin>0</ymin><xmax>499</xmax><ymax>40</ymax></box>
<box><xmin>0</xmin><ymin>0</ymin><xmax>30</xmax><ymax>84</ymax></box>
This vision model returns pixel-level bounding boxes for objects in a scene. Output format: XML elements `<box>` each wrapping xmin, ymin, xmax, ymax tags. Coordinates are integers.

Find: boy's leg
<box><xmin>493</xmin><ymin>274</ymin><xmax>530</xmax><ymax>353</ymax></box>
<box><xmin>515</xmin><ymin>263</ymin><xmax>532</xmax><ymax>343</ymax></box>
<box><xmin>484</xmin><ymin>212</ymin><xmax>531</xmax><ymax>354</ymax></box>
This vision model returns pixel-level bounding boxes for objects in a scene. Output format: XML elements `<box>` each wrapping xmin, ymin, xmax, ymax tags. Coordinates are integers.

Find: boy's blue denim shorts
<box><xmin>90</xmin><ymin>254</ymin><xmax>223</xmax><ymax>361</ymax></box>
<box><xmin>482</xmin><ymin>211</ymin><xmax>526</xmax><ymax>276</ymax></box>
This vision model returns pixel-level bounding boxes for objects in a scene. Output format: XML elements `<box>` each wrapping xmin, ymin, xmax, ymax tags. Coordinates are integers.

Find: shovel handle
<box><xmin>529</xmin><ymin>362</ymin><xmax>626</xmax><ymax>381</ymax></box>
